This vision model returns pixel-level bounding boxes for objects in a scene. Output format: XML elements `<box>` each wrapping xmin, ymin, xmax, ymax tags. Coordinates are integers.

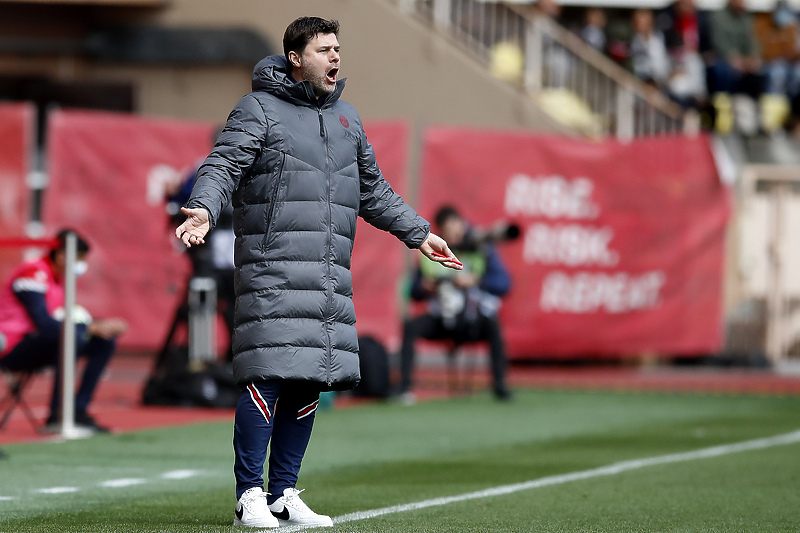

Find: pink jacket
<box><xmin>0</xmin><ymin>257</ymin><xmax>64</xmax><ymax>356</ymax></box>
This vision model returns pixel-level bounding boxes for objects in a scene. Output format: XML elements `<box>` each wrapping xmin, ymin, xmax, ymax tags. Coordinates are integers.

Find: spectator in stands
<box><xmin>0</xmin><ymin>230</ymin><xmax>127</xmax><ymax>433</ymax></box>
<box><xmin>708</xmin><ymin>0</ymin><xmax>764</xmax><ymax>133</ymax></box>
<box><xmin>534</xmin><ymin>0</ymin><xmax>573</xmax><ymax>86</ymax></box>
<box><xmin>595</xmin><ymin>9</ymin><xmax>631</xmax><ymax>66</ymax></box>
<box><xmin>630</xmin><ymin>9</ymin><xmax>672</xmax><ymax>89</ymax></box>
<box><xmin>536</xmin><ymin>0</ymin><xmax>562</xmax><ymax>21</ymax></box>
<box><xmin>754</xmin><ymin>0</ymin><xmax>799</xmax><ymax>130</ymax></box>
<box><xmin>657</xmin><ymin>0</ymin><xmax>710</xmax><ymax>108</ymax></box>
<box><xmin>397</xmin><ymin>206</ymin><xmax>513</xmax><ymax>403</ymax></box>
<box><xmin>581</xmin><ymin>7</ymin><xmax>608</xmax><ymax>54</ymax></box>
<box><xmin>709</xmin><ymin>0</ymin><xmax>762</xmax><ymax>93</ymax></box>
<box><xmin>659</xmin><ymin>0</ymin><xmax>713</xmax><ymax>58</ymax></box>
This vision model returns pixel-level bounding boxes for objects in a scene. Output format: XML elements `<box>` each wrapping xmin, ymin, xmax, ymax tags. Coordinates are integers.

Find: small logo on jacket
<box><xmin>339</xmin><ymin>116</ymin><xmax>349</xmax><ymax>128</ymax></box>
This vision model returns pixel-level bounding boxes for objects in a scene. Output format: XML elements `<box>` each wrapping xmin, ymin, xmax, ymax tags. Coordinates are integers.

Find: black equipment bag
<box><xmin>142</xmin><ymin>346</ymin><xmax>239</xmax><ymax>408</ymax></box>
<box><xmin>353</xmin><ymin>336</ymin><xmax>391</xmax><ymax>398</ymax></box>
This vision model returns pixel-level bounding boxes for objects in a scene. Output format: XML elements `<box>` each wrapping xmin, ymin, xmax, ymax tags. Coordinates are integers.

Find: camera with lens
<box><xmin>459</xmin><ymin>221</ymin><xmax>521</xmax><ymax>251</ymax></box>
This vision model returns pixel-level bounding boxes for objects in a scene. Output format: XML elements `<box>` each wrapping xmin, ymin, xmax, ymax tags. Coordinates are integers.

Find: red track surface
<box><xmin>0</xmin><ymin>354</ymin><xmax>235</xmax><ymax>445</ymax></box>
<box><xmin>2</xmin><ymin>352</ymin><xmax>800</xmax><ymax>445</ymax></box>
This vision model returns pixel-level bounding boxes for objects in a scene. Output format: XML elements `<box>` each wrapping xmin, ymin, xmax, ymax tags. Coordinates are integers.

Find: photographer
<box><xmin>164</xmin><ymin>147</ymin><xmax>236</xmax><ymax>363</ymax></box>
<box><xmin>398</xmin><ymin>205</ymin><xmax>514</xmax><ymax>401</ymax></box>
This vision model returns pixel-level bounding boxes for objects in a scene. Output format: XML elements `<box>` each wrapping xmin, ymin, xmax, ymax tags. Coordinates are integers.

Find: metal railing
<box><xmin>397</xmin><ymin>0</ymin><xmax>696</xmax><ymax>139</ymax></box>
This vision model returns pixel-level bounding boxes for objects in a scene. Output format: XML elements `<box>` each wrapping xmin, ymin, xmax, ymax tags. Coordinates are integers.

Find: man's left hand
<box><xmin>419</xmin><ymin>233</ymin><xmax>463</xmax><ymax>270</ymax></box>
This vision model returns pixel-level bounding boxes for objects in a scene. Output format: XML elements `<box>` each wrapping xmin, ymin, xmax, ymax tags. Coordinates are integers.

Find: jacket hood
<box><xmin>251</xmin><ymin>54</ymin><xmax>345</xmax><ymax>107</ymax></box>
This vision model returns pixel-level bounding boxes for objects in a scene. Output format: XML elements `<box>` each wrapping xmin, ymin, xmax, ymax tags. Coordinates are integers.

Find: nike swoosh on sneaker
<box><xmin>235</xmin><ymin>505</ymin><xmax>244</xmax><ymax>521</ymax></box>
<box><xmin>271</xmin><ymin>506</ymin><xmax>291</xmax><ymax>520</ymax></box>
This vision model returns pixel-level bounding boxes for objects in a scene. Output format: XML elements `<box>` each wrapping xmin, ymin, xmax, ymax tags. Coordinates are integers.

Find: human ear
<box><xmin>288</xmin><ymin>50</ymin><xmax>302</xmax><ymax>68</ymax></box>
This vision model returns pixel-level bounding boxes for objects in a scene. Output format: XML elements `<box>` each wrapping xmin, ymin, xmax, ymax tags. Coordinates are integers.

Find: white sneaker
<box><xmin>234</xmin><ymin>487</ymin><xmax>279</xmax><ymax>528</ymax></box>
<box><xmin>268</xmin><ymin>488</ymin><xmax>333</xmax><ymax>527</ymax></box>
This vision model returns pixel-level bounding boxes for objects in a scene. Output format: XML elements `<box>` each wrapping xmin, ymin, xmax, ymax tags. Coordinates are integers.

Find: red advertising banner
<box><xmin>349</xmin><ymin>121</ymin><xmax>410</xmax><ymax>351</ymax></box>
<box><xmin>0</xmin><ymin>102</ymin><xmax>34</xmax><ymax>284</ymax></box>
<box><xmin>420</xmin><ymin>128</ymin><xmax>730</xmax><ymax>359</ymax></box>
<box><xmin>44</xmin><ymin>110</ymin><xmax>214</xmax><ymax>351</ymax></box>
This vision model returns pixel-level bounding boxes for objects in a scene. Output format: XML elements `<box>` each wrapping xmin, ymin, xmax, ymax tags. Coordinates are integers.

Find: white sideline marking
<box><xmin>21</xmin><ymin>469</ymin><xmax>209</xmax><ymax>499</ymax></box>
<box><xmin>35</xmin><ymin>487</ymin><xmax>78</xmax><ymax>494</ymax></box>
<box><xmin>161</xmin><ymin>469</ymin><xmax>202</xmax><ymax>480</ymax></box>
<box><xmin>100</xmin><ymin>478</ymin><xmax>146</xmax><ymax>488</ymax></box>
<box><xmin>0</xmin><ymin>496</ymin><xmax>17</xmax><ymax>501</ymax></box>
<box><xmin>280</xmin><ymin>429</ymin><xmax>800</xmax><ymax>531</ymax></box>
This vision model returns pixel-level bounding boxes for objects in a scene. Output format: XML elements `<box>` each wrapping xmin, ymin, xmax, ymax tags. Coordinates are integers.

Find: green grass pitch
<box><xmin>1</xmin><ymin>389</ymin><xmax>799</xmax><ymax>532</ymax></box>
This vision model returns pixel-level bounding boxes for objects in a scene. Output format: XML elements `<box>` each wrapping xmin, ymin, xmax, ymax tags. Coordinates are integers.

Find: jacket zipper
<box><xmin>317</xmin><ymin>107</ymin><xmax>325</xmax><ymax>137</ymax></box>
<box><xmin>262</xmin><ymin>151</ymin><xmax>286</xmax><ymax>252</ymax></box>
<box><xmin>319</xmin><ymin>106</ymin><xmax>334</xmax><ymax>386</ymax></box>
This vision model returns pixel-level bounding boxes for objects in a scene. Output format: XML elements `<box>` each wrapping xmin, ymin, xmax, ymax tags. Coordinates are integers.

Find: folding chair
<box><xmin>444</xmin><ymin>341</ymin><xmax>482</xmax><ymax>396</ymax></box>
<box><xmin>0</xmin><ymin>366</ymin><xmax>41</xmax><ymax>431</ymax></box>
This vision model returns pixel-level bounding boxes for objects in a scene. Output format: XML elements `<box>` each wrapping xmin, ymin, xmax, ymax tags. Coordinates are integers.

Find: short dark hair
<box><xmin>283</xmin><ymin>17</ymin><xmax>340</xmax><ymax>63</ymax></box>
<box><xmin>434</xmin><ymin>205</ymin><xmax>461</xmax><ymax>228</ymax></box>
<box><xmin>50</xmin><ymin>229</ymin><xmax>90</xmax><ymax>260</ymax></box>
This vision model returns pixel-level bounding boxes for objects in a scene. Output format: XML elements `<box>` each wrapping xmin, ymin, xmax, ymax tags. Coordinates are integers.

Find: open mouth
<box><xmin>326</xmin><ymin>67</ymin><xmax>339</xmax><ymax>84</ymax></box>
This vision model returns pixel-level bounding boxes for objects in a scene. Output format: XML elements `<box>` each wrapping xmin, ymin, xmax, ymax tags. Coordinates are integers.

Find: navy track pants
<box><xmin>233</xmin><ymin>380</ymin><xmax>320</xmax><ymax>502</ymax></box>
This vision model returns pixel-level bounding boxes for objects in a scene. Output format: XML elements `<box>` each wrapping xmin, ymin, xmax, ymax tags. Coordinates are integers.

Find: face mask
<box><xmin>74</xmin><ymin>260</ymin><xmax>88</xmax><ymax>277</ymax></box>
<box><xmin>774</xmin><ymin>8</ymin><xmax>795</xmax><ymax>27</ymax></box>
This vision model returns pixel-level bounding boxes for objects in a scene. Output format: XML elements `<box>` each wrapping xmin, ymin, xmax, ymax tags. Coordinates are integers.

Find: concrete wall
<box><xmin>150</xmin><ymin>0</ymin><xmax>563</xmax><ymax>132</ymax></box>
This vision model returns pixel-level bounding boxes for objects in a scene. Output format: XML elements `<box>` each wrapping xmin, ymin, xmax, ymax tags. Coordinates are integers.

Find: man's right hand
<box><xmin>175</xmin><ymin>207</ymin><xmax>210</xmax><ymax>248</ymax></box>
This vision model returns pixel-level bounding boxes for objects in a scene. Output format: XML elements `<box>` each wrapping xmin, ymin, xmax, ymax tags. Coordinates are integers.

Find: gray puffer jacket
<box><xmin>187</xmin><ymin>55</ymin><xmax>430</xmax><ymax>389</ymax></box>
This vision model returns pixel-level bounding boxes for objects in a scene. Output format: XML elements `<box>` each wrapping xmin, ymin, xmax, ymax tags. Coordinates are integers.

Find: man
<box><xmin>656</xmin><ymin>0</ymin><xmax>711</xmax><ymax>108</ymax></box>
<box><xmin>630</xmin><ymin>9</ymin><xmax>671</xmax><ymax>88</ymax></box>
<box><xmin>175</xmin><ymin>17</ymin><xmax>461</xmax><ymax>529</ymax></box>
<box><xmin>709</xmin><ymin>0</ymin><xmax>763</xmax><ymax>95</ymax></box>
<box><xmin>398</xmin><ymin>206</ymin><xmax>513</xmax><ymax>402</ymax></box>
<box><xmin>0</xmin><ymin>230</ymin><xmax>127</xmax><ymax>433</ymax></box>
<box><xmin>708</xmin><ymin>0</ymin><xmax>764</xmax><ymax>133</ymax></box>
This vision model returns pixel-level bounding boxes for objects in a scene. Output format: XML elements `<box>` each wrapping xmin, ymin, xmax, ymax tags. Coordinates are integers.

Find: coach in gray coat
<box><xmin>175</xmin><ymin>17</ymin><xmax>461</xmax><ymax>529</ymax></box>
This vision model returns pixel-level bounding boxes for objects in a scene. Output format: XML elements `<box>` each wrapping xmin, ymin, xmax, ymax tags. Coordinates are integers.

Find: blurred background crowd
<box><xmin>563</xmin><ymin>0</ymin><xmax>800</xmax><ymax>136</ymax></box>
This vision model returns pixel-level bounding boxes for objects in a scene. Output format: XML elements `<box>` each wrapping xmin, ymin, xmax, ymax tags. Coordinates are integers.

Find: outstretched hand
<box><xmin>175</xmin><ymin>207</ymin><xmax>210</xmax><ymax>248</ymax></box>
<box><xmin>419</xmin><ymin>233</ymin><xmax>463</xmax><ymax>270</ymax></box>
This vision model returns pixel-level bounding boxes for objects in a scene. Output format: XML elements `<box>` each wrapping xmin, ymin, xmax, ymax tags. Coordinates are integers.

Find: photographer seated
<box><xmin>398</xmin><ymin>206</ymin><xmax>513</xmax><ymax>401</ymax></box>
<box><xmin>0</xmin><ymin>230</ymin><xmax>127</xmax><ymax>433</ymax></box>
